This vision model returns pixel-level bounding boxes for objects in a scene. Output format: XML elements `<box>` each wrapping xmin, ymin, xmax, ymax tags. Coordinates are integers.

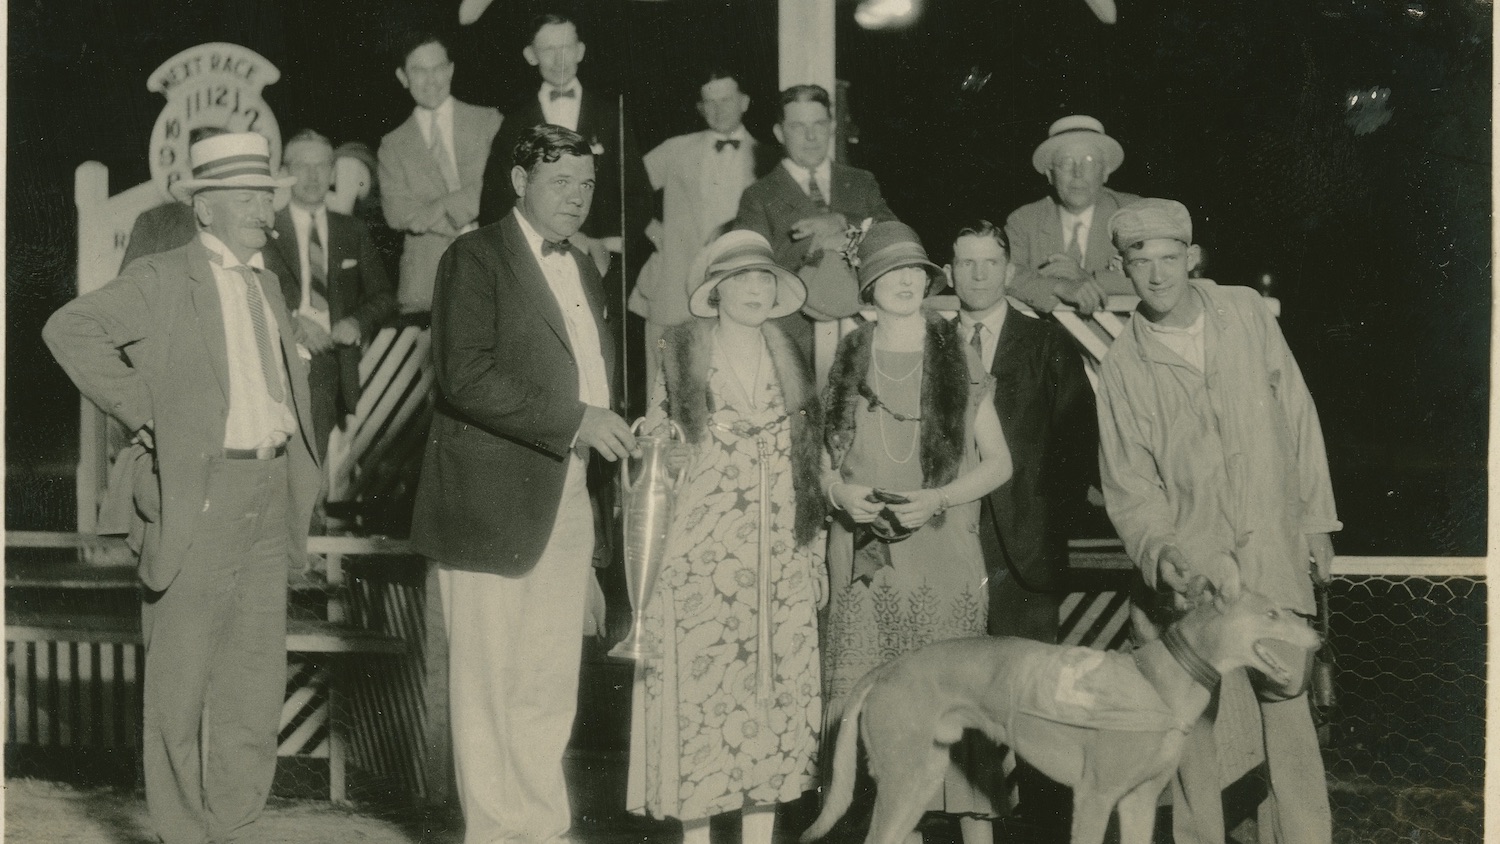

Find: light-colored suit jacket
<box><xmin>1004</xmin><ymin>187</ymin><xmax>1142</xmax><ymax>311</ymax></box>
<box><xmin>634</xmin><ymin>130</ymin><xmax>760</xmax><ymax>327</ymax></box>
<box><xmin>44</xmin><ymin>236</ymin><xmax>322</xmax><ymax>591</ymax></box>
<box><xmin>378</xmin><ymin>98</ymin><xmax>502</xmax><ymax>312</ymax></box>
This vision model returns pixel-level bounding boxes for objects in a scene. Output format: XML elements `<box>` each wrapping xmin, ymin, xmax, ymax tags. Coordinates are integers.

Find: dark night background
<box><xmin>7</xmin><ymin>0</ymin><xmax>1491</xmax><ymax>555</ymax></box>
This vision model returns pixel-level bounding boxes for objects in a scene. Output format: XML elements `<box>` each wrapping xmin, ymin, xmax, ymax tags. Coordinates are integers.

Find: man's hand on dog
<box><xmin>1307</xmin><ymin>532</ymin><xmax>1335</xmax><ymax>584</ymax></box>
<box><xmin>1159</xmin><ymin>545</ymin><xmax>1241</xmax><ymax>606</ymax></box>
<box><xmin>830</xmin><ymin>483</ymin><xmax>883</xmax><ymax>523</ymax></box>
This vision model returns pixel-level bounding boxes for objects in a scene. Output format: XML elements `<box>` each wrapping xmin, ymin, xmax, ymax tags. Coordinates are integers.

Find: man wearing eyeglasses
<box><xmin>1003</xmin><ymin>115</ymin><xmax>1140</xmax><ymax>315</ymax></box>
<box><xmin>734</xmin><ymin>83</ymin><xmax>896</xmax><ymax>360</ymax></box>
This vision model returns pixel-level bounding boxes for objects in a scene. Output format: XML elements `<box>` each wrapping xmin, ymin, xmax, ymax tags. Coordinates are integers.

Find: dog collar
<box><xmin>1163</xmin><ymin>624</ymin><xmax>1220</xmax><ymax>690</ymax></box>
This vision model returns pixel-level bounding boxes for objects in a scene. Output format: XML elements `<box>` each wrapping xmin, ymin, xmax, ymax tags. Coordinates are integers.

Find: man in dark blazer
<box><xmin>949</xmin><ymin>221</ymin><xmax>1097</xmax><ymax>640</ymax></box>
<box><xmin>45</xmin><ymin>132</ymin><xmax>321</xmax><ymax>844</ymax></box>
<box><xmin>378</xmin><ymin>32</ymin><xmax>502</xmax><ymax>313</ymax></box>
<box><xmin>477</xmin><ymin>12</ymin><xmax>652</xmax><ymax>274</ymax></box>
<box><xmin>734</xmin><ymin>83</ymin><xmax>896</xmax><ymax>359</ymax></box>
<box><xmin>948</xmin><ymin>220</ymin><xmax>1097</xmax><ymax>836</ymax></box>
<box><xmin>265</xmin><ymin>129</ymin><xmax>395</xmax><ymax>458</ymax></box>
<box><xmin>410</xmin><ymin>124</ymin><xmax>635</xmax><ymax>844</ymax></box>
<box><xmin>1004</xmin><ymin>115</ymin><xmax>1141</xmax><ymax>315</ymax></box>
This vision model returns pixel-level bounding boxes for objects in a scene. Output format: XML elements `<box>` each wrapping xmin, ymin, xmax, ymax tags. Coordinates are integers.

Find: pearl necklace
<box><xmin>871</xmin><ymin>346</ymin><xmax>920</xmax><ymax>465</ymax></box>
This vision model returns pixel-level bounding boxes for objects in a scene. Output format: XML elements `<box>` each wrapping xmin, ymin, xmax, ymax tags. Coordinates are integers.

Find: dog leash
<box><xmin>1161</xmin><ymin>624</ymin><xmax>1220</xmax><ymax>690</ymax></box>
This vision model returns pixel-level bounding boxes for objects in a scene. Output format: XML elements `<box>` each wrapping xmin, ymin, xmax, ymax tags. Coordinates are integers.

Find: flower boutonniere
<box><xmin>839</xmin><ymin>217</ymin><xmax>875</xmax><ymax>270</ymax></box>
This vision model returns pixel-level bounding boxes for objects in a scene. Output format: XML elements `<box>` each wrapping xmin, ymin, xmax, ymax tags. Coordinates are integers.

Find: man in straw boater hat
<box><xmin>1004</xmin><ymin>115</ymin><xmax>1141</xmax><ymax>315</ymax></box>
<box><xmin>1096</xmin><ymin>198</ymin><xmax>1338</xmax><ymax>844</ymax></box>
<box><xmin>45</xmin><ymin>131</ymin><xmax>321</xmax><ymax>844</ymax></box>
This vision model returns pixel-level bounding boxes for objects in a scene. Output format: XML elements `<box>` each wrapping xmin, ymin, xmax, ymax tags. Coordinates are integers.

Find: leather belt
<box><xmin>223</xmin><ymin>443</ymin><xmax>287</xmax><ymax>460</ymax></box>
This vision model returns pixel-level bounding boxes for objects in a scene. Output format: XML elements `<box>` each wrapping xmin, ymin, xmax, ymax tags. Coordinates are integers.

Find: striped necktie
<box><xmin>969</xmin><ymin>322</ymin><xmax>985</xmax><ymax>360</ymax></box>
<box><xmin>307</xmin><ymin>221</ymin><xmax>329</xmax><ymax>313</ymax></box>
<box><xmin>231</xmin><ymin>265</ymin><xmax>286</xmax><ymax>402</ymax></box>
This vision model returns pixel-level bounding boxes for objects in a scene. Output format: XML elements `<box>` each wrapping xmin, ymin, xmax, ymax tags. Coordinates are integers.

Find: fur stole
<box><xmin>823</xmin><ymin>313</ymin><xmax>970</xmax><ymax>528</ymax></box>
<box><xmin>660</xmin><ymin>319</ymin><xmax>826</xmax><ymax>547</ymax></box>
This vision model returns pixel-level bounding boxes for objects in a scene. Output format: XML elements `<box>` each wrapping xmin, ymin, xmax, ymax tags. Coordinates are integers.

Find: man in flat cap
<box><xmin>1004</xmin><ymin>115</ymin><xmax>1140</xmax><ymax>314</ymax></box>
<box><xmin>1096</xmin><ymin>198</ymin><xmax>1338</xmax><ymax>844</ymax></box>
<box><xmin>46</xmin><ymin>131</ymin><xmax>321</xmax><ymax>844</ymax></box>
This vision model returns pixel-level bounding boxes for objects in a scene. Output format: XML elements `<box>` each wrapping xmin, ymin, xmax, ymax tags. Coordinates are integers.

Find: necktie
<box><xmin>715</xmin><ymin>138</ymin><xmax>741</xmax><ymax>152</ymax></box>
<box><xmin>428</xmin><ymin>114</ymin><xmax>461</xmax><ymax>192</ymax></box>
<box><xmin>542</xmin><ymin>238</ymin><xmax>571</xmax><ymax>257</ymax></box>
<box><xmin>307</xmin><ymin>221</ymin><xmax>329</xmax><ymax>313</ymax></box>
<box><xmin>232</xmin><ymin>265</ymin><xmax>286</xmax><ymax>402</ymax></box>
<box><xmin>1066</xmin><ymin>219</ymin><xmax>1085</xmax><ymax>267</ymax></box>
<box><xmin>969</xmin><ymin>322</ymin><xmax>985</xmax><ymax>363</ymax></box>
<box><xmin>807</xmin><ymin>174</ymin><xmax>829</xmax><ymax>212</ymax></box>
<box><xmin>549</xmin><ymin>87</ymin><xmax>577</xmax><ymax>101</ymax></box>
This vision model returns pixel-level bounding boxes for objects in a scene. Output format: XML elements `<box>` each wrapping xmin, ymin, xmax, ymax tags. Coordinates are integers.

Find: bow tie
<box><xmin>714</xmin><ymin>138</ymin><xmax>741</xmax><ymax>152</ymax></box>
<box><xmin>548</xmin><ymin>87</ymin><xmax>577</xmax><ymax>102</ymax></box>
<box><xmin>541</xmin><ymin>238</ymin><xmax>571</xmax><ymax>256</ymax></box>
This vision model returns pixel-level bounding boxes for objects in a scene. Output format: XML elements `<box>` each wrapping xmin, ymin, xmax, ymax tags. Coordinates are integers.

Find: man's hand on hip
<box><xmin>577</xmin><ymin>405</ymin><xmax>637</xmax><ymax>462</ymax></box>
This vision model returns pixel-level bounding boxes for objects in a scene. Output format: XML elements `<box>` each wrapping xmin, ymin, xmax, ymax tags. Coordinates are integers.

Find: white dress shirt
<box><xmin>200</xmin><ymin>232</ymin><xmax>298</xmax><ymax>450</ymax></box>
<box><xmin>539</xmin><ymin>80</ymin><xmax>583</xmax><ymax>132</ymax></box>
<box><xmin>958</xmin><ymin>300</ymin><xmax>1011</xmax><ymax>372</ymax></box>
<box><xmin>289</xmin><ymin>203</ymin><xmax>331</xmax><ymax>333</ymax></box>
<box><xmin>782</xmin><ymin>158</ymin><xmax>832</xmax><ymax>205</ymax></box>
<box><xmin>1059</xmin><ymin>204</ymin><xmax>1097</xmax><ymax>264</ymax></box>
<box><xmin>514</xmin><ymin>211</ymin><xmax>610</xmax><ymax>413</ymax></box>
<box><xmin>700</xmin><ymin>126</ymin><xmax>754</xmax><ymax>230</ymax></box>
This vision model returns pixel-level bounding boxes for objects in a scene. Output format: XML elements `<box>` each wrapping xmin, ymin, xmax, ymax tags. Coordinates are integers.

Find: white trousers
<box><xmin>439</xmin><ymin>458</ymin><xmax>595</xmax><ymax>844</ymax></box>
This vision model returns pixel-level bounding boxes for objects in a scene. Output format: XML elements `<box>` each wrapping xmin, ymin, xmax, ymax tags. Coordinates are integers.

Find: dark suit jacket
<box><xmin>44</xmin><ymin>237</ymin><xmax>322</xmax><ymax>591</ymax></box>
<box><xmin>263</xmin><ymin>207</ymin><xmax>396</xmax><ymax>413</ymax></box>
<box><xmin>477</xmin><ymin>87</ymin><xmax>652</xmax><ymax>242</ymax></box>
<box><xmin>410</xmin><ymin>211</ymin><xmax>618</xmax><ymax>574</ymax></box>
<box><xmin>1003</xmin><ymin>187</ymin><xmax>1142</xmax><ymax>311</ymax></box>
<box><xmin>733</xmin><ymin>160</ymin><xmax>896</xmax><ymax>274</ymax></box>
<box><xmin>976</xmin><ymin>309</ymin><xmax>1098</xmax><ymax>596</ymax></box>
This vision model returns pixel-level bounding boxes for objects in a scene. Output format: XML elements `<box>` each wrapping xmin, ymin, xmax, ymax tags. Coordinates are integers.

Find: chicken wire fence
<box><xmin>1318</xmin><ymin>575</ymin><xmax>1485</xmax><ymax>843</ymax></box>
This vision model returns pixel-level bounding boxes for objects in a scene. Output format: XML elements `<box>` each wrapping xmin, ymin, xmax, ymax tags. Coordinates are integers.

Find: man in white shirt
<box><xmin>1003</xmin><ymin>115</ymin><xmax>1141</xmax><ymax>314</ymax></box>
<box><xmin>378</xmin><ymin>32</ymin><xmax>502</xmax><ymax>312</ymax></box>
<box><xmin>45</xmin><ymin>132</ymin><xmax>321</xmax><ymax>844</ymax></box>
<box><xmin>411</xmin><ymin>123</ymin><xmax>635</xmax><ymax>844</ymax></box>
<box><xmin>267</xmin><ymin>129</ymin><xmax>394</xmax><ymax>458</ymax></box>
<box><xmin>632</xmin><ymin>68</ymin><xmax>770</xmax><ymax>381</ymax></box>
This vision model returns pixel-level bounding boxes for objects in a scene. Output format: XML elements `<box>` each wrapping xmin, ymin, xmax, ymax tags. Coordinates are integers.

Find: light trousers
<box><xmin>438</xmin><ymin>458</ymin><xmax>595</xmax><ymax>844</ymax></box>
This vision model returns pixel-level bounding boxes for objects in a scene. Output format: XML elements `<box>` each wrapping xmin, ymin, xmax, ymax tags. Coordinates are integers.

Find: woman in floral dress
<box><xmin>822</xmin><ymin>221</ymin><xmax>1013</xmax><ymax>844</ymax></box>
<box><xmin>627</xmin><ymin>230</ymin><xmax>827</xmax><ymax>844</ymax></box>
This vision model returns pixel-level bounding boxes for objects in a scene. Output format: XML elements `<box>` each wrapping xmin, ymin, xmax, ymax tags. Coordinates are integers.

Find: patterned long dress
<box><xmin>823</xmin><ymin>347</ymin><xmax>997</xmax><ymax>817</ymax></box>
<box><xmin>626</xmin><ymin>340</ymin><xmax>823</xmax><ymax>822</ymax></box>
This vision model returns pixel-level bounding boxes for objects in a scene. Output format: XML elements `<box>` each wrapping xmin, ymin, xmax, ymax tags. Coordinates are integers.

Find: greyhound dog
<box><xmin>801</xmin><ymin>588</ymin><xmax>1321</xmax><ymax>844</ymax></box>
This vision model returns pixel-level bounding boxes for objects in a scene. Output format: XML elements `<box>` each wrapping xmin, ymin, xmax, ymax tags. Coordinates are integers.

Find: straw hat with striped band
<box><xmin>170</xmin><ymin>131</ymin><xmax>296</xmax><ymax>201</ymax></box>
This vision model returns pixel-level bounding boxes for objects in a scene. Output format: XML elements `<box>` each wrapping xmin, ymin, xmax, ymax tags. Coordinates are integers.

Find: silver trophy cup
<box><xmin>609</xmin><ymin>418</ymin><xmax>688</xmax><ymax>660</ymax></box>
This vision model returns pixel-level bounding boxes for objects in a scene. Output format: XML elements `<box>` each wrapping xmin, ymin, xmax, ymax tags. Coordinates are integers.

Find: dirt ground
<box><xmin>3</xmin><ymin>779</ymin><xmax>459</xmax><ymax>844</ymax></box>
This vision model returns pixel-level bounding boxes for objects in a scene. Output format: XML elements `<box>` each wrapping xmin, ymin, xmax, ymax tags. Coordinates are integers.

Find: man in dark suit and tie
<box><xmin>378</xmin><ymin>32</ymin><xmax>502</xmax><ymax>313</ymax></box>
<box><xmin>410</xmin><ymin>124</ymin><xmax>636</xmax><ymax>844</ymax></box>
<box><xmin>265</xmin><ymin>129</ymin><xmax>395</xmax><ymax>459</ymax></box>
<box><xmin>45</xmin><ymin>132</ymin><xmax>322</xmax><ymax>844</ymax></box>
<box><xmin>948</xmin><ymin>220</ymin><xmax>1098</xmax><ymax>835</ymax></box>
<box><xmin>1003</xmin><ymin>115</ymin><xmax>1141</xmax><ymax>315</ymax></box>
<box><xmin>477</xmin><ymin>12</ymin><xmax>652</xmax><ymax>276</ymax></box>
<box><xmin>734</xmin><ymin>83</ymin><xmax>896</xmax><ymax>359</ymax></box>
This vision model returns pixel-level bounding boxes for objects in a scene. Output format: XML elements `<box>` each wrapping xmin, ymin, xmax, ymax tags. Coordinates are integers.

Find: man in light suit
<box><xmin>410</xmin><ymin>124</ymin><xmax>636</xmax><ymax>844</ymax></box>
<box><xmin>266</xmin><ymin>129</ymin><xmax>395</xmax><ymax>458</ymax></box>
<box><xmin>948</xmin><ymin>220</ymin><xmax>1099</xmax><ymax>836</ymax></box>
<box><xmin>378</xmin><ymin>32</ymin><xmax>502</xmax><ymax>313</ymax></box>
<box><xmin>44</xmin><ymin>132</ymin><xmax>321</xmax><ymax>844</ymax></box>
<box><xmin>1004</xmin><ymin>115</ymin><xmax>1141</xmax><ymax>315</ymax></box>
<box><xmin>633</xmin><ymin>67</ymin><xmax>772</xmax><ymax>382</ymax></box>
<box><xmin>734</xmin><ymin>83</ymin><xmax>897</xmax><ymax>360</ymax></box>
